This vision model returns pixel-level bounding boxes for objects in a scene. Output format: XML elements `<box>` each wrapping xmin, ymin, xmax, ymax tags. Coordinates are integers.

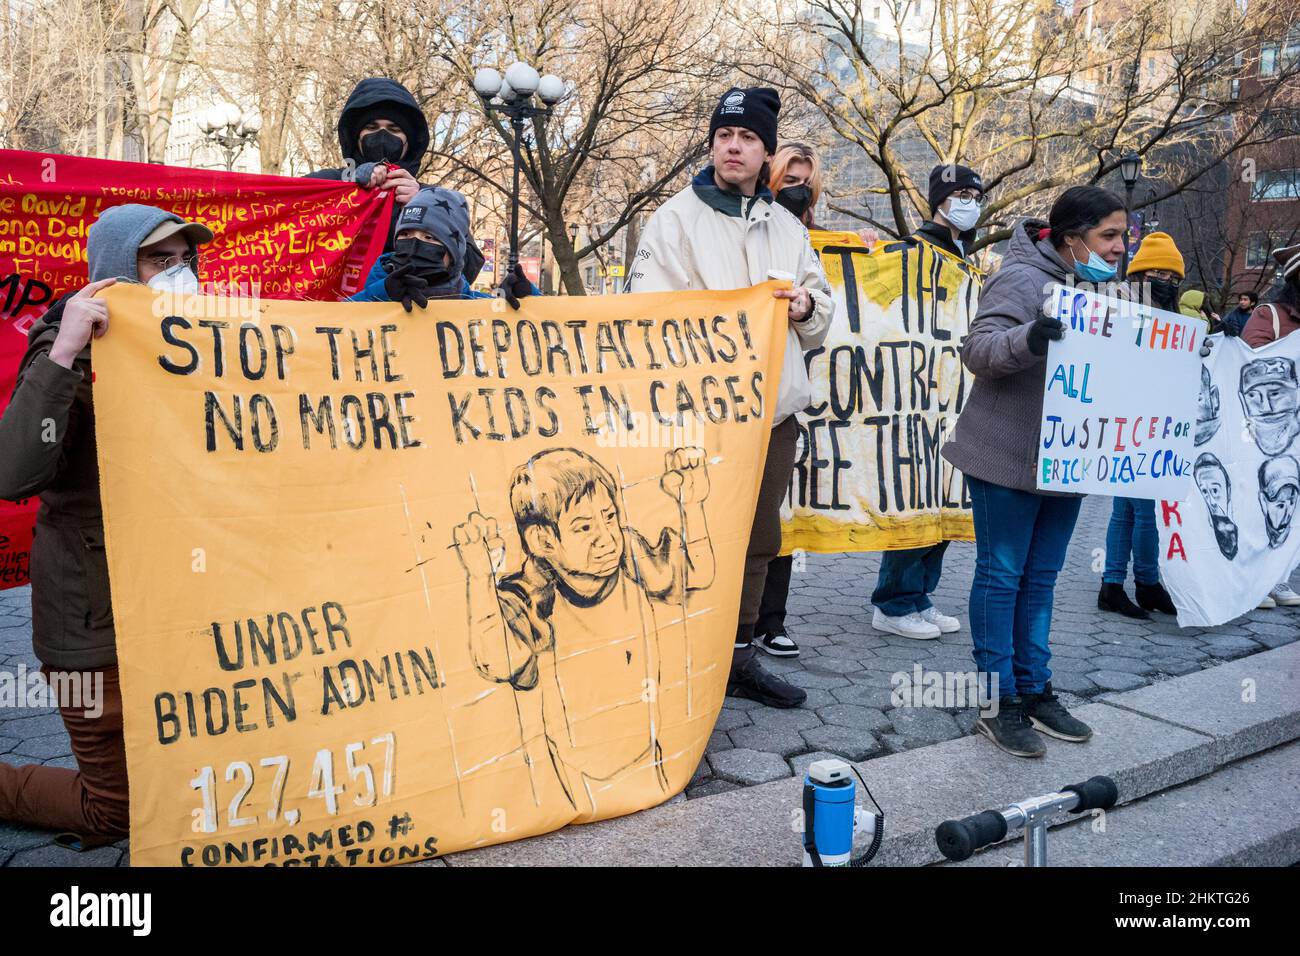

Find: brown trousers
<box><xmin>0</xmin><ymin>665</ymin><xmax>129</xmax><ymax>844</ymax></box>
<box><xmin>733</xmin><ymin>415</ymin><xmax>799</xmax><ymax>672</ymax></box>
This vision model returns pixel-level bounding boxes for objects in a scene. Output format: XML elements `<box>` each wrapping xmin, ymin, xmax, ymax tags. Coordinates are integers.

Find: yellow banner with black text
<box><xmin>93</xmin><ymin>283</ymin><xmax>786</xmax><ymax>865</ymax></box>
<box><xmin>781</xmin><ymin>230</ymin><xmax>979</xmax><ymax>554</ymax></box>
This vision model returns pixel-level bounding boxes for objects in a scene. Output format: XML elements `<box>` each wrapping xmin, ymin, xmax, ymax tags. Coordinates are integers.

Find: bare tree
<box><xmin>430</xmin><ymin>0</ymin><xmax>732</xmax><ymax>294</ymax></box>
<box><xmin>747</xmin><ymin>0</ymin><xmax>1300</xmax><ymax>251</ymax></box>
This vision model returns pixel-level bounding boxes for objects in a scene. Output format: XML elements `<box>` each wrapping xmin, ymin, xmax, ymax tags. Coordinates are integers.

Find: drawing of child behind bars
<box><xmin>451</xmin><ymin>447</ymin><xmax>715</xmax><ymax>811</ymax></box>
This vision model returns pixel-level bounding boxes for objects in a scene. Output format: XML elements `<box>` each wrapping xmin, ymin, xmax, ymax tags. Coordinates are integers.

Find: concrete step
<box><xmin>442</xmin><ymin>643</ymin><xmax>1300</xmax><ymax>866</ymax></box>
<box><xmin>945</xmin><ymin>739</ymin><xmax>1300</xmax><ymax>867</ymax></box>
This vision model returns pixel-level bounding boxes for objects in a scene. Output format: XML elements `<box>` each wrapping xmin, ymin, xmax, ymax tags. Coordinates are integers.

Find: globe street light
<box><xmin>200</xmin><ymin>104</ymin><xmax>260</xmax><ymax>172</ymax></box>
<box><xmin>472</xmin><ymin>62</ymin><xmax>567</xmax><ymax>273</ymax></box>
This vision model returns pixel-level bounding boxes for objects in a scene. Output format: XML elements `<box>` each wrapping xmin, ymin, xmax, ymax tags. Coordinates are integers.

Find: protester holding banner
<box><xmin>309</xmin><ymin>76</ymin><xmax>485</xmax><ymax>279</ymax></box>
<box><xmin>869</xmin><ymin>163</ymin><xmax>986</xmax><ymax>640</ymax></box>
<box><xmin>752</xmin><ymin>142</ymin><xmax>826</xmax><ymax>657</ymax></box>
<box><xmin>628</xmin><ymin>86</ymin><xmax>834</xmax><ymax>707</ymax></box>
<box><xmin>348</xmin><ymin>186</ymin><xmax>532</xmax><ymax>310</ymax></box>
<box><xmin>942</xmin><ymin>185</ymin><xmax>1131</xmax><ymax>758</ymax></box>
<box><xmin>1242</xmin><ymin>244</ymin><xmax>1300</xmax><ymax>349</ymax></box>
<box><xmin>1096</xmin><ymin>232</ymin><xmax>1186</xmax><ymax>619</ymax></box>
<box><xmin>0</xmin><ymin>204</ymin><xmax>215</xmax><ymax>842</ymax></box>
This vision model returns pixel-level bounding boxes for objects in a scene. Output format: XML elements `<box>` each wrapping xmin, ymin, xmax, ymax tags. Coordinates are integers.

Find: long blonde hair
<box><xmin>768</xmin><ymin>142</ymin><xmax>823</xmax><ymax>226</ymax></box>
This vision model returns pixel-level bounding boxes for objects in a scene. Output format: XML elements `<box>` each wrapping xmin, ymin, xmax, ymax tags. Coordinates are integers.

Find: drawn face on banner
<box><xmin>1195</xmin><ymin>453</ymin><xmax>1237</xmax><ymax>560</ymax></box>
<box><xmin>1239</xmin><ymin>357</ymin><xmax>1300</xmax><ymax>455</ymax></box>
<box><xmin>1195</xmin><ymin>363</ymin><xmax>1221</xmax><ymax>446</ymax></box>
<box><xmin>1258</xmin><ymin>455</ymin><xmax>1300</xmax><ymax>549</ymax></box>
<box><xmin>518</xmin><ymin>463</ymin><xmax>627</xmax><ymax>584</ymax></box>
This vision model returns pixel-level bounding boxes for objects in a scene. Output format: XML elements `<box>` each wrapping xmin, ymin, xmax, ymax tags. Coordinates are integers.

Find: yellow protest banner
<box><xmin>781</xmin><ymin>230</ymin><xmax>980</xmax><ymax>554</ymax></box>
<box><xmin>93</xmin><ymin>283</ymin><xmax>787</xmax><ymax>866</ymax></box>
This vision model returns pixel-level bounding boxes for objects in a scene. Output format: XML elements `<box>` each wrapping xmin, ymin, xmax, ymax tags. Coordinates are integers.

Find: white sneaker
<box><xmin>920</xmin><ymin>606</ymin><xmax>961</xmax><ymax>634</ymax></box>
<box><xmin>1270</xmin><ymin>583</ymin><xmax>1300</xmax><ymax>607</ymax></box>
<box><xmin>1258</xmin><ymin>594</ymin><xmax>1277</xmax><ymax>609</ymax></box>
<box><xmin>872</xmin><ymin>608</ymin><xmax>941</xmax><ymax>640</ymax></box>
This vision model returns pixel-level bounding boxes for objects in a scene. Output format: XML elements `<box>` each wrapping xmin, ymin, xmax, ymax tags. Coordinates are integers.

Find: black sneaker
<box><xmin>976</xmin><ymin>696</ymin><xmax>1046</xmax><ymax>758</ymax></box>
<box><xmin>755</xmin><ymin>630</ymin><xmax>800</xmax><ymax>658</ymax></box>
<box><xmin>1135</xmin><ymin>581</ymin><xmax>1177</xmax><ymax>615</ymax></box>
<box><xmin>726</xmin><ymin>658</ymin><xmax>807</xmax><ymax>709</ymax></box>
<box><xmin>1023</xmin><ymin>683</ymin><xmax>1093</xmax><ymax>742</ymax></box>
<box><xmin>1097</xmin><ymin>582</ymin><xmax>1149</xmax><ymax>619</ymax></box>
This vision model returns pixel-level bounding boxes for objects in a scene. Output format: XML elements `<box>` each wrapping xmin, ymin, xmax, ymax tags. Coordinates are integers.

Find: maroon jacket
<box><xmin>1242</xmin><ymin>301</ymin><xmax>1300</xmax><ymax>349</ymax></box>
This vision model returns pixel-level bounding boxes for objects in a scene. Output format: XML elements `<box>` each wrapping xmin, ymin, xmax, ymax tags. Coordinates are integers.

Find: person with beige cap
<box><xmin>0</xmin><ymin>203</ymin><xmax>213</xmax><ymax>846</ymax></box>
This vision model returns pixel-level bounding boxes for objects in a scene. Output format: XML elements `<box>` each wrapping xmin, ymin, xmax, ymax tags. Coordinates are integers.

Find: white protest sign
<box><xmin>1158</xmin><ymin>334</ymin><xmax>1300</xmax><ymax>626</ymax></box>
<box><xmin>1036</xmin><ymin>284</ymin><xmax>1202</xmax><ymax>498</ymax></box>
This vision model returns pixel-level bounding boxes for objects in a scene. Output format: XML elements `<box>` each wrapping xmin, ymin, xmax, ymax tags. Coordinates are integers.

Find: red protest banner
<box><xmin>0</xmin><ymin>150</ymin><xmax>395</xmax><ymax>590</ymax></box>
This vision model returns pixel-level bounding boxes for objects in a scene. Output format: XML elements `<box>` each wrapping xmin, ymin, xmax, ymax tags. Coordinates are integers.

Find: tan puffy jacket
<box><xmin>626</xmin><ymin>174</ymin><xmax>834</xmax><ymax>425</ymax></box>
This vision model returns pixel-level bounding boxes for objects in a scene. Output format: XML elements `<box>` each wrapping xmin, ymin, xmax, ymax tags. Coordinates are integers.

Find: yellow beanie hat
<box><xmin>1128</xmin><ymin>231</ymin><xmax>1185</xmax><ymax>278</ymax></box>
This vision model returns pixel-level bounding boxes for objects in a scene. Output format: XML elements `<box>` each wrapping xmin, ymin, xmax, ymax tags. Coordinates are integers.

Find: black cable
<box><xmin>849</xmin><ymin>765</ymin><xmax>885</xmax><ymax>867</ymax></box>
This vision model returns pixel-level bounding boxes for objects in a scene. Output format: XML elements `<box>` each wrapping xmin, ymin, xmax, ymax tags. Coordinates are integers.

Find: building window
<box><xmin>1260</xmin><ymin>108</ymin><xmax>1300</xmax><ymax>137</ymax></box>
<box><xmin>1261</xmin><ymin>42</ymin><xmax>1279</xmax><ymax>77</ymax></box>
<box><xmin>1251</xmin><ymin>168</ymin><xmax>1300</xmax><ymax>202</ymax></box>
<box><xmin>1246</xmin><ymin>233</ymin><xmax>1287</xmax><ymax>269</ymax></box>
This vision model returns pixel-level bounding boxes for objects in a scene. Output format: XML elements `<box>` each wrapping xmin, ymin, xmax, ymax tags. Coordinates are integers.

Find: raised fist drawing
<box><xmin>659</xmin><ymin>447</ymin><xmax>710</xmax><ymax>504</ymax></box>
<box><xmin>452</xmin><ymin>511</ymin><xmax>506</xmax><ymax>577</ymax></box>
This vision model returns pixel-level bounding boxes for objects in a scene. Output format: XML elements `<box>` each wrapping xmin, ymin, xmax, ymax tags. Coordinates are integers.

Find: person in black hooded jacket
<box><xmin>308</xmin><ymin>78</ymin><xmax>428</xmax><ymax>247</ymax></box>
<box><xmin>310</xmin><ymin>77</ymin><xmax>487</xmax><ymax>287</ymax></box>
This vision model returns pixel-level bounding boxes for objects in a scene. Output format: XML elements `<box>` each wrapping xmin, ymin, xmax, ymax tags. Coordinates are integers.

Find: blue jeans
<box><xmin>872</xmin><ymin>542</ymin><xmax>950</xmax><ymax>616</ymax></box>
<box><xmin>968</xmin><ymin>476</ymin><xmax>1082</xmax><ymax>699</ymax></box>
<box><xmin>1102</xmin><ymin>497</ymin><xmax>1159</xmax><ymax>585</ymax></box>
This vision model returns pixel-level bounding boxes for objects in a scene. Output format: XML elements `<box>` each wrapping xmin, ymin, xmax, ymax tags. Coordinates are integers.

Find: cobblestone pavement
<box><xmin>1</xmin><ymin>495</ymin><xmax>1296</xmax><ymax>862</ymax></box>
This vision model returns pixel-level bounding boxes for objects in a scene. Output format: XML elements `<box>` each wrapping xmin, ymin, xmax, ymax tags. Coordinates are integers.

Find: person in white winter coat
<box><xmin>627</xmin><ymin>85</ymin><xmax>834</xmax><ymax>708</ymax></box>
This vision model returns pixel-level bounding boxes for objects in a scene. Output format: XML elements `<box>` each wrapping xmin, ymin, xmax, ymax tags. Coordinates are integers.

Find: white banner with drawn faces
<box><xmin>1157</xmin><ymin>333</ymin><xmax>1300</xmax><ymax>626</ymax></box>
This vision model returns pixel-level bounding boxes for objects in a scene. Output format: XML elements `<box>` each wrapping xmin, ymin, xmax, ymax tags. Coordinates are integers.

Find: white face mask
<box><xmin>147</xmin><ymin>263</ymin><xmax>199</xmax><ymax>295</ymax></box>
<box><xmin>944</xmin><ymin>197</ymin><xmax>981</xmax><ymax>233</ymax></box>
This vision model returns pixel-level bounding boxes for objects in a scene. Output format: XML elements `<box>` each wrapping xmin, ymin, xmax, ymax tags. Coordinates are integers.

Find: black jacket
<box><xmin>913</xmin><ymin>219</ymin><xmax>971</xmax><ymax>261</ymax></box>
<box><xmin>0</xmin><ymin>295</ymin><xmax>117</xmax><ymax>669</ymax></box>
<box><xmin>307</xmin><ymin>78</ymin><xmax>431</xmax><ymax>251</ymax></box>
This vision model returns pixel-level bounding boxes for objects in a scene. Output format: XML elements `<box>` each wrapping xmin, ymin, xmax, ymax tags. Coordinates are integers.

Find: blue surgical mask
<box><xmin>1070</xmin><ymin>242</ymin><xmax>1118</xmax><ymax>282</ymax></box>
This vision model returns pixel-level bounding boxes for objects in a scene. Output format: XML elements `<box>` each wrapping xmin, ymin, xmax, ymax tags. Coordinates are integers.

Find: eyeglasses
<box><xmin>138</xmin><ymin>251</ymin><xmax>199</xmax><ymax>271</ymax></box>
<box><xmin>952</xmin><ymin>189</ymin><xmax>985</xmax><ymax>205</ymax></box>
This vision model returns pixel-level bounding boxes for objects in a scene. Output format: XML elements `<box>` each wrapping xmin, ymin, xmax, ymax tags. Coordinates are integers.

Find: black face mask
<box><xmin>393</xmin><ymin>237</ymin><xmax>454</xmax><ymax>286</ymax></box>
<box><xmin>359</xmin><ymin>129</ymin><xmax>406</xmax><ymax>163</ymax></box>
<box><xmin>776</xmin><ymin>184</ymin><xmax>813</xmax><ymax>219</ymax></box>
<box><xmin>1148</xmin><ymin>277</ymin><xmax>1181</xmax><ymax>311</ymax></box>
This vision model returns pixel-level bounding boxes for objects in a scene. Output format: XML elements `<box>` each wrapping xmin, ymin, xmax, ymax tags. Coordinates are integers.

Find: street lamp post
<box><xmin>473</xmin><ymin>64</ymin><xmax>567</xmax><ymax>275</ymax></box>
<box><xmin>1119</xmin><ymin>149</ymin><xmax>1142</xmax><ymax>277</ymax></box>
<box><xmin>199</xmin><ymin>104</ymin><xmax>260</xmax><ymax>172</ymax></box>
<box><xmin>567</xmin><ymin>222</ymin><xmax>579</xmax><ymax>295</ymax></box>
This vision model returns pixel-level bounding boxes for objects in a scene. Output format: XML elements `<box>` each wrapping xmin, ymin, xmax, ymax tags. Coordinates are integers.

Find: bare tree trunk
<box><xmin>622</xmin><ymin>213</ymin><xmax>640</xmax><ymax>294</ymax></box>
<box><xmin>549</xmin><ymin>217</ymin><xmax>586</xmax><ymax>295</ymax></box>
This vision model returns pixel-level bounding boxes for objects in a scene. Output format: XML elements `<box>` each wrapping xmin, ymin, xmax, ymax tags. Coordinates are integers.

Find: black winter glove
<box><xmin>1026</xmin><ymin>316</ymin><xmax>1065</xmax><ymax>356</ymax></box>
<box><xmin>383</xmin><ymin>262</ymin><xmax>430</xmax><ymax>313</ymax></box>
<box><xmin>499</xmin><ymin>263</ymin><xmax>533</xmax><ymax>310</ymax></box>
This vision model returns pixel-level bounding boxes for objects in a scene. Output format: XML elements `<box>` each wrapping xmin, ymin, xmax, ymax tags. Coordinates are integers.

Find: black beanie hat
<box><xmin>927</xmin><ymin>164</ymin><xmax>984</xmax><ymax>216</ymax></box>
<box><xmin>708</xmin><ymin>87</ymin><xmax>780</xmax><ymax>154</ymax></box>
